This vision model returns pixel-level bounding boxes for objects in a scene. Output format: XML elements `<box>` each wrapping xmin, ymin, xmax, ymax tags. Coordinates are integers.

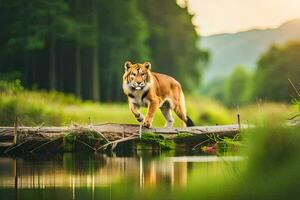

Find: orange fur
<box><xmin>122</xmin><ymin>61</ymin><xmax>190</xmax><ymax>128</ymax></box>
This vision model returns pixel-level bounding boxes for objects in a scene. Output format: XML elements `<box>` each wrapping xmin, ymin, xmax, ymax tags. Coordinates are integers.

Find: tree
<box><xmin>253</xmin><ymin>41</ymin><xmax>300</xmax><ymax>102</ymax></box>
<box><xmin>69</xmin><ymin>0</ymin><xmax>100</xmax><ymax>99</ymax></box>
<box><xmin>201</xmin><ymin>77</ymin><xmax>226</xmax><ymax>102</ymax></box>
<box><xmin>98</xmin><ymin>0</ymin><xmax>149</xmax><ymax>101</ymax></box>
<box><xmin>73</xmin><ymin>0</ymin><xmax>83</xmax><ymax>99</ymax></box>
<box><xmin>91</xmin><ymin>0</ymin><xmax>100</xmax><ymax>101</ymax></box>
<box><xmin>224</xmin><ymin>66</ymin><xmax>252</xmax><ymax>107</ymax></box>
<box><xmin>139</xmin><ymin>0</ymin><xmax>209</xmax><ymax>91</ymax></box>
<box><xmin>1</xmin><ymin>0</ymin><xmax>75</xmax><ymax>90</ymax></box>
<box><xmin>44</xmin><ymin>0</ymin><xmax>75</xmax><ymax>90</ymax></box>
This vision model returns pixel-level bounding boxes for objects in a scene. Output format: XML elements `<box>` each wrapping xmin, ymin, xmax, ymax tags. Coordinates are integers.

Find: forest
<box><xmin>203</xmin><ymin>41</ymin><xmax>300</xmax><ymax>107</ymax></box>
<box><xmin>1</xmin><ymin>0</ymin><xmax>299</xmax><ymax>106</ymax></box>
<box><xmin>0</xmin><ymin>0</ymin><xmax>208</xmax><ymax>102</ymax></box>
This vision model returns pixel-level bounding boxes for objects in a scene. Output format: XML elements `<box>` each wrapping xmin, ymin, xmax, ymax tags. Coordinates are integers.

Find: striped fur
<box><xmin>123</xmin><ymin>61</ymin><xmax>194</xmax><ymax>128</ymax></box>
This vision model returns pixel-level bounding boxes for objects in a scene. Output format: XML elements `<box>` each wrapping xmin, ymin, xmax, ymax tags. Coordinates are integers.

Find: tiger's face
<box><xmin>123</xmin><ymin>61</ymin><xmax>152</xmax><ymax>91</ymax></box>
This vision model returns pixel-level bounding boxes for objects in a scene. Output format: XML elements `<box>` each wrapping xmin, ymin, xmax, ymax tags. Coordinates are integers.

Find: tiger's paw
<box><xmin>136</xmin><ymin>114</ymin><xmax>144</xmax><ymax>122</ymax></box>
<box><xmin>142</xmin><ymin>120</ymin><xmax>151</xmax><ymax>128</ymax></box>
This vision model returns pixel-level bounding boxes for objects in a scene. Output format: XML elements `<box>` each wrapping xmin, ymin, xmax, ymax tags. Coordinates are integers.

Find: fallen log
<box><xmin>0</xmin><ymin>123</ymin><xmax>247</xmax><ymax>154</ymax></box>
<box><xmin>0</xmin><ymin>123</ymin><xmax>245</xmax><ymax>138</ymax></box>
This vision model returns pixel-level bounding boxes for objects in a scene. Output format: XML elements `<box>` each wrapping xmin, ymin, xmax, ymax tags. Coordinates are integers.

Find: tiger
<box><xmin>122</xmin><ymin>61</ymin><xmax>195</xmax><ymax>128</ymax></box>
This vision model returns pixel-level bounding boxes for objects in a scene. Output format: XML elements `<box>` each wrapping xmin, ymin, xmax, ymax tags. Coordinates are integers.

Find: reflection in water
<box><xmin>0</xmin><ymin>153</ymin><xmax>240</xmax><ymax>200</ymax></box>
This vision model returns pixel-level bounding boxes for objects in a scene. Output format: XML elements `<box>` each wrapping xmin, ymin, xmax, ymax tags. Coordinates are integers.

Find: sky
<box><xmin>181</xmin><ymin>0</ymin><xmax>300</xmax><ymax>36</ymax></box>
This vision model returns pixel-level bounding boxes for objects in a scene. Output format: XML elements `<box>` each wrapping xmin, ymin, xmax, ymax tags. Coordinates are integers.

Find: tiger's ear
<box><xmin>124</xmin><ymin>61</ymin><xmax>132</xmax><ymax>71</ymax></box>
<box><xmin>144</xmin><ymin>62</ymin><xmax>151</xmax><ymax>70</ymax></box>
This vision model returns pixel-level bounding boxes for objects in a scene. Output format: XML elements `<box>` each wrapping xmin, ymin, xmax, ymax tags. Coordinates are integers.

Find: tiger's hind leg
<box><xmin>160</xmin><ymin>101</ymin><xmax>174</xmax><ymax>128</ymax></box>
<box><xmin>173</xmin><ymin>92</ymin><xmax>194</xmax><ymax>127</ymax></box>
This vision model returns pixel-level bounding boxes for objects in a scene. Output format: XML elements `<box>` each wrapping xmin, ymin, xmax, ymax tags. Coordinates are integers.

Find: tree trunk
<box><xmin>74</xmin><ymin>0</ymin><xmax>82</xmax><ymax>99</ymax></box>
<box><xmin>92</xmin><ymin>0</ymin><xmax>100</xmax><ymax>101</ymax></box>
<box><xmin>49</xmin><ymin>30</ymin><xmax>56</xmax><ymax>90</ymax></box>
<box><xmin>75</xmin><ymin>38</ymin><xmax>82</xmax><ymax>99</ymax></box>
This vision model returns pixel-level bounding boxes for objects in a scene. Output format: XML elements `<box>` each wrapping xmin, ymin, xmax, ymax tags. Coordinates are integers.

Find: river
<box><xmin>0</xmin><ymin>152</ymin><xmax>241</xmax><ymax>200</ymax></box>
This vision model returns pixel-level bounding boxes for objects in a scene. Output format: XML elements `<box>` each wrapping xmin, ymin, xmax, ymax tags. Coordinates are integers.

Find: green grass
<box><xmin>0</xmin><ymin>80</ymin><xmax>235</xmax><ymax>126</ymax></box>
<box><xmin>233</xmin><ymin>102</ymin><xmax>293</xmax><ymax>124</ymax></box>
<box><xmin>0</xmin><ymin>80</ymin><xmax>296</xmax><ymax>127</ymax></box>
<box><xmin>141</xmin><ymin>132</ymin><xmax>175</xmax><ymax>150</ymax></box>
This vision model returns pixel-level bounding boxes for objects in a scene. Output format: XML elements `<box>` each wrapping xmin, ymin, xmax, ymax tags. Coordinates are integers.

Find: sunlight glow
<box><xmin>184</xmin><ymin>0</ymin><xmax>300</xmax><ymax>35</ymax></box>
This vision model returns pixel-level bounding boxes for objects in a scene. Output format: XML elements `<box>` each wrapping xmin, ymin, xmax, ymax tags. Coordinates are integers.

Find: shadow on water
<box><xmin>0</xmin><ymin>151</ymin><xmax>240</xmax><ymax>200</ymax></box>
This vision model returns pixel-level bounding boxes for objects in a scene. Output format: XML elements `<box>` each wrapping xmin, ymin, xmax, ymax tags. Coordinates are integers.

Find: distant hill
<box><xmin>201</xmin><ymin>19</ymin><xmax>300</xmax><ymax>83</ymax></box>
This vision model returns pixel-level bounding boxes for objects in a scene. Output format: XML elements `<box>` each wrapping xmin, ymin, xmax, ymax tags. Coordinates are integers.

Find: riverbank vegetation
<box><xmin>164</xmin><ymin>123</ymin><xmax>300</xmax><ymax>200</ymax></box>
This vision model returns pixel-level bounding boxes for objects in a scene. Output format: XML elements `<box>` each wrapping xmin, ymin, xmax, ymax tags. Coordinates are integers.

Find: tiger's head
<box><xmin>123</xmin><ymin>61</ymin><xmax>152</xmax><ymax>91</ymax></box>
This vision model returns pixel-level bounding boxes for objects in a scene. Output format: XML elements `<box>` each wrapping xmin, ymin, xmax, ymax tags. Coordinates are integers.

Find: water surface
<box><xmin>0</xmin><ymin>152</ymin><xmax>240</xmax><ymax>200</ymax></box>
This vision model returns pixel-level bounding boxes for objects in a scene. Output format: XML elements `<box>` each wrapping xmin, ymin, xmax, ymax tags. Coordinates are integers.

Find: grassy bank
<box><xmin>0</xmin><ymin>80</ymin><xmax>294</xmax><ymax>127</ymax></box>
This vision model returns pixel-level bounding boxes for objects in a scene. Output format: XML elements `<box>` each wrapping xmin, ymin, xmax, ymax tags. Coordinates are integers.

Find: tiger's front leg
<box><xmin>129</xmin><ymin>103</ymin><xmax>144</xmax><ymax>122</ymax></box>
<box><xmin>143</xmin><ymin>99</ymin><xmax>159</xmax><ymax>128</ymax></box>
